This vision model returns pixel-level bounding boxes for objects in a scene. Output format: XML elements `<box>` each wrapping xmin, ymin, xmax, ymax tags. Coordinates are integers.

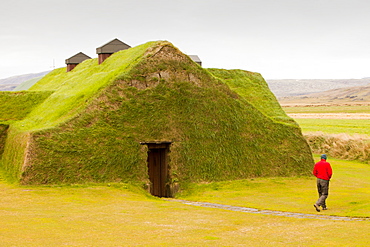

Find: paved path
<box><xmin>167</xmin><ymin>199</ymin><xmax>369</xmax><ymax>221</ymax></box>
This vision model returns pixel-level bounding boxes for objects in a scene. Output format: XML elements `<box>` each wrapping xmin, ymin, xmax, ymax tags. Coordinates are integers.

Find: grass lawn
<box><xmin>294</xmin><ymin>118</ymin><xmax>370</xmax><ymax>136</ymax></box>
<box><xmin>283</xmin><ymin>104</ymin><xmax>370</xmax><ymax>136</ymax></box>
<box><xmin>178</xmin><ymin>155</ymin><xmax>370</xmax><ymax>218</ymax></box>
<box><xmin>0</xmin><ymin>156</ymin><xmax>369</xmax><ymax>246</ymax></box>
<box><xmin>283</xmin><ymin>105</ymin><xmax>370</xmax><ymax>114</ymax></box>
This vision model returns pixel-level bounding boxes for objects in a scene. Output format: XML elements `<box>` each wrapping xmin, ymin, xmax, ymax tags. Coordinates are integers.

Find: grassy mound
<box><xmin>1</xmin><ymin>41</ymin><xmax>313</xmax><ymax>185</ymax></box>
<box><xmin>0</xmin><ymin>91</ymin><xmax>53</xmax><ymax>124</ymax></box>
<box><xmin>208</xmin><ymin>68</ymin><xmax>296</xmax><ymax>125</ymax></box>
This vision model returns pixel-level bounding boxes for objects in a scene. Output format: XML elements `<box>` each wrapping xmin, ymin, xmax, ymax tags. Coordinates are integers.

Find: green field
<box><xmin>282</xmin><ymin>104</ymin><xmax>370</xmax><ymax>136</ymax></box>
<box><xmin>283</xmin><ymin>105</ymin><xmax>370</xmax><ymax>114</ymax></box>
<box><xmin>178</xmin><ymin>155</ymin><xmax>370</xmax><ymax>218</ymax></box>
<box><xmin>284</xmin><ymin>104</ymin><xmax>370</xmax><ymax>163</ymax></box>
<box><xmin>294</xmin><ymin>118</ymin><xmax>370</xmax><ymax>136</ymax></box>
<box><xmin>1</xmin><ymin>156</ymin><xmax>369</xmax><ymax>246</ymax></box>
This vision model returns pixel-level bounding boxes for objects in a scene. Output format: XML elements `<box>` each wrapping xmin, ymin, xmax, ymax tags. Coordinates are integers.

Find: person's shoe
<box><xmin>314</xmin><ymin>204</ymin><xmax>321</xmax><ymax>212</ymax></box>
<box><xmin>322</xmin><ymin>207</ymin><xmax>328</xmax><ymax>210</ymax></box>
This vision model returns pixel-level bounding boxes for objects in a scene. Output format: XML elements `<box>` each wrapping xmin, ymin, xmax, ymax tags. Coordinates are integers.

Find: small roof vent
<box><xmin>96</xmin><ymin>38</ymin><xmax>131</xmax><ymax>54</ymax></box>
<box><xmin>96</xmin><ymin>38</ymin><xmax>131</xmax><ymax>64</ymax></box>
<box><xmin>65</xmin><ymin>52</ymin><xmax>91</xmax><ymax>72</ymax></box>
<box><xmin>188</xmin><ymin>55</ymin><xmax>202</xmax><ymax>66</ymax></box>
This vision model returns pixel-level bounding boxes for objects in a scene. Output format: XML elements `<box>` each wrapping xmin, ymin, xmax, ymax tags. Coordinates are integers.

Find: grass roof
<box><xmin>0</xmin><ymin>41</ymin><xmax>313</xmax><ymax>185</ymax></box>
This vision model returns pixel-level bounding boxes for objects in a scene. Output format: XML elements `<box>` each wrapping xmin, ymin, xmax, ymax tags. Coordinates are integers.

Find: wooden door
<box><xmin>147</xmin><ymin>147</ymin><xmax>168</xmax><ymax>197</ymax></box>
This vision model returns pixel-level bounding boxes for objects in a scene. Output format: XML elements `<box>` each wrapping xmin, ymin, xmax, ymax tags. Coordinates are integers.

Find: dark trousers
<box><xmin>316</xmin><ymin>178</ymin><xmax>329</xmax><ymax>208</ymax></box>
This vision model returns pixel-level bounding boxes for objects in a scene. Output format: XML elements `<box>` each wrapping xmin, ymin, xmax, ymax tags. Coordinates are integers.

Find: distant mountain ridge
<box><xmin>279</xmin><ymin>83</ymin><xmax>370</xmax><ymax>104</ymax></box>
<box><xmin>0</xmin><ymin>71</ymin><xmax>50</xmax><ymax>91</ymax></box>
<box><xmin>2</xmin><ymin>71</ymin><xmax>370</xmax><ymax>98</ymax></box>
<box><xmin>266</xmin><ymin>78</ymin><xmax>370</xmax><ymax>98</ymax></box>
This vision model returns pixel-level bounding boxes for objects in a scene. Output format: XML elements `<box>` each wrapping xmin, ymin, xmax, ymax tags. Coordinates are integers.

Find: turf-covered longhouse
<box><xmin>0</xmin><ymin>41</ymin><xmax>313</xmax><ymax>196</ymax></box>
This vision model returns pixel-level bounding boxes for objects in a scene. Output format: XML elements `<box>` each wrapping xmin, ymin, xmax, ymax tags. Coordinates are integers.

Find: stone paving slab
<box><xmin>166</xmin><ymin>199</ymin><xmax>369</xmax><ymax>221</ymax></box>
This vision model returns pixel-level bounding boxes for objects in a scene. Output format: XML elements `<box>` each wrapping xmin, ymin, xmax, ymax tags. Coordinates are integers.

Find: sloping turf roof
<box><xmin>0</xmin><ymin>40</ymin><xmax>313</xmax><ymax>185</ymax></box>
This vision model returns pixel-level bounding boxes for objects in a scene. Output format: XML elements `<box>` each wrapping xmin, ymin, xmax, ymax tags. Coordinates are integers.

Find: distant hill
<box><xmin>0</xmin><ymin>71</ymin><xmax>50</xmax><ymax>91</ymax></box>
<box><xmin>266</xmin><ymin>78</ymin><xmax>370</xmax><ymax>98</ymax></box>
<box><xmin>279</xmin><ymin>83</ymin><xmax>370</xmax><ymax>105</ymax></box>
<box><xmin>14</xmin><ymin>76</ymin><xmax>45</xmax><ymax>91</ymax></box>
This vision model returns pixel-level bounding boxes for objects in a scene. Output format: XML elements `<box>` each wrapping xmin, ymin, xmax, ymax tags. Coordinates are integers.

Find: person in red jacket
<box><xmin>313</xmin><ymin>154</ymin><xmax>332</xmax><ymax>212</ymax></box>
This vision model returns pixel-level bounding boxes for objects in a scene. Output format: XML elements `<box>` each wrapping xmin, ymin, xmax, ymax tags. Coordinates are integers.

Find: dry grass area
<box><xmin>0</xmin><ymin>182</ymin><xmax>369</xmax><ymax>246</ymax></box>
<box><xmin>305</xmin><ymin>132</ymin><xmax>370</xmax><ymax>162</ymax></box>
<box><xmin>281</xmin><ymin>102</ymin><xmax>370</xmax><ymax>111</ymax></box>
<box><xmin>282</xmin><ymin>100</ymin><xmax>370</xmax><ymax>162</ymax></box>
<box><xmin>284</xmin><ymin>102</ymin><xmax>370</xmax><ymax>162</ymax></box>
<box><xmin>288</xmin><ymin>113</ymin><xmax>370</xmax><ymax>119</ymax></box>
<box><xmin>1</xmin><ymin>155</ymin><xmax>370</xmax><ymax>246</ymax></box>
<box><xmin>281</xmin><ymin>102</ymin><xmax>370</xmax><ymax>107</ymax></box>
<box><xmin>178</xmin><ymin>156</ymin><xmax>370</xmax><ymax>218</ymax></box>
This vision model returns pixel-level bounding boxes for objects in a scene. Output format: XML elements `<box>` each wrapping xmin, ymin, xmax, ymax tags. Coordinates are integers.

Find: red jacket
<box><xmin>313</xmin><ymin>159</ymin><xmax>332</xmax><ymax>180</ymax></box>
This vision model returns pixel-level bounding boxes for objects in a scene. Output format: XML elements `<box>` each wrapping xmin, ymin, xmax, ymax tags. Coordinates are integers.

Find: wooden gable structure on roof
<box><xmin>96</xmin><ymin>38</ymin><xmax>131</xmax><ymax>64</ymax></box>
<box><xmin>65</xmin><ymin>52</ymin><xmax>91</xmax><ymax>72</ymax></box>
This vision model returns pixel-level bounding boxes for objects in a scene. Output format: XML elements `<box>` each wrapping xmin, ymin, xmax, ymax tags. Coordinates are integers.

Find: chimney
<box><xmin>96</xmin><ymin>38</ymin><xmax>131</xmax><ymax>64</ymax></box>
<box><xmin>65</xmin><ymin>52</ymin><xmax>91</xmax><ymax>72</ymax></box>
<box><xmin>188</xmin><ymin>55</ymin><xmax>202</xmax><ymax>66</ymax></box>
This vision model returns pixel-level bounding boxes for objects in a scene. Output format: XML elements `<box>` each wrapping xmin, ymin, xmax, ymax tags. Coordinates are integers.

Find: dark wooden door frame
<box><xmin>141</xmin><ymin>142</ymin><xmax>171</xmax><ymax>197</ymax></box>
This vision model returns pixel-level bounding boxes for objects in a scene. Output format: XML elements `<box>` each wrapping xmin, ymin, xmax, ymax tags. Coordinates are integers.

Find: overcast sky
<box><xmin>1</xmin><ymin>0</ymin><xmax>369</xmax><ymax>80</ymax></box>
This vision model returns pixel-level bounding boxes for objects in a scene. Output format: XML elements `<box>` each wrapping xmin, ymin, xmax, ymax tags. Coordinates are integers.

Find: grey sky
<box><xmin>1</xmin><ymin>0</ymin><xmax>369</xmax><ymax>79</ymax></box>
